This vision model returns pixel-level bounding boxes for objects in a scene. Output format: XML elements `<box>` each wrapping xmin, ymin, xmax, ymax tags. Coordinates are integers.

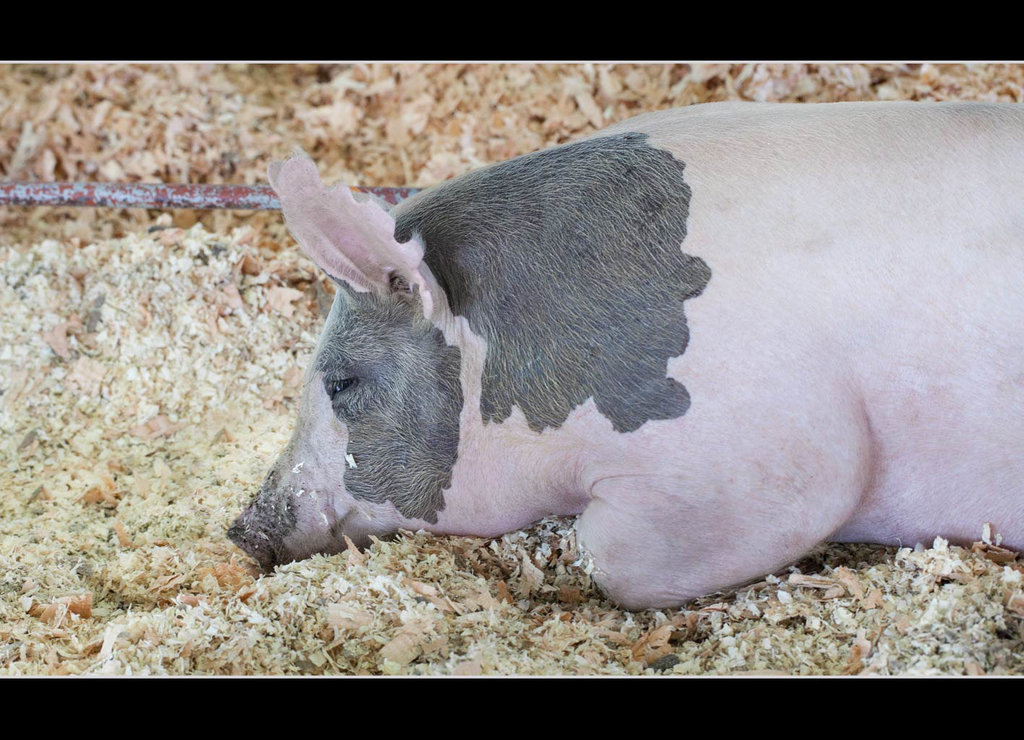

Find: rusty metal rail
<box><xmin>0</xmin><ymin>181</ymin><xmax>420</xmax><ymax>210</ymax></box>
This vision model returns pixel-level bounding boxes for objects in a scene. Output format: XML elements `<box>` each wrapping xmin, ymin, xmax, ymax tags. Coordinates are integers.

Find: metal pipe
<box><xmin>0</xmin><ymin>181</ymin><xmax>420</xmax><ymax>210</ymax></box>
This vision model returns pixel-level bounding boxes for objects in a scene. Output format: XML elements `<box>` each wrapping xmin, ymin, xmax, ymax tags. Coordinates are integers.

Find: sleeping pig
<box><xmin>228</xmin><ymin>102</ymin><xmax>1024</xmax><ymax>609</ymax></box>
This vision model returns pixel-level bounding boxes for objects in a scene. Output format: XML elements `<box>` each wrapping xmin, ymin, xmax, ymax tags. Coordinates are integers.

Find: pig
<box><xmin>228</xmin><ymin>101</ymin><xmax>1024</xmax><ymax>609</ymax></box>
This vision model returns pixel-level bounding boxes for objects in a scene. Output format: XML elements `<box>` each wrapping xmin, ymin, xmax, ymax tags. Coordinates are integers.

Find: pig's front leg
<box><xmin>577</xmin><ymin>425</ymin><xmax>872</xmax><ymax>610</ymax></box>
<box><xmin>576</xmin><ymin>477</ymin><xmax>848</xmax><ymax>609</ymax></box>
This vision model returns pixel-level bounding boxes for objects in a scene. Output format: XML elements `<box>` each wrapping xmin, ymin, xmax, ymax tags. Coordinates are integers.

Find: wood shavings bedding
<box><xmin>1</xmin><ymin>63</ymin><xmax>1023</xmax><ymax>675</ymax></box>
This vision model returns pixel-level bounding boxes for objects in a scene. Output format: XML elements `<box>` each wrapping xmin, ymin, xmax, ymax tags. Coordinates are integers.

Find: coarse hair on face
<box><xmin>313</xmin><ymin>283</ymin><xmax>463</xmax><ymax>523</ymax></box>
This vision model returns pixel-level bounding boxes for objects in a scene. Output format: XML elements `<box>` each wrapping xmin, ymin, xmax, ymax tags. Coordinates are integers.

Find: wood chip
<box><xmin>574</xmin><ymin>90</ymin><xmax>604</xmax><ymax>129</ymax></box>
<box><xmin>452</xmin><ymin>658</ymin><xmax>482</xmax><ymax>675</ymax></box>
<box><xmin>344</xmin><ymin>535</ymin><xmax>366</xmax><ymax>566</ymax></box>
<box><xmin>17</xmin><ymin>430</ymin><xmax>38</xmax><ymax>456</ymax></box>
<box><xmin>495</xmin><ymin>580</ymin><xmax>514</xmax><ymax>605</ymax></box>
<box><xmin>219</xmin><ymin>283</ymin><xmax>244</xmax><ymax>311</ymax></box>
<box><xmin>699</xmin><ymin>602</ymin><xmax>730</xmax><ymax>612</ymax></box>
<box><xmin>29</xmin><ymin>593</ymin><xmax>92</xmax><ymax>626</ymax></box>
<box><xmin>971</xmin><ymin>541</ymin><xmax>1019</xmax><ymax>565</ymax></box>
<box><xmin>211</xmin><ymin>427</ymin><xmax>235</xmax><ymax>444</ymax></box>
<box><xmin>159</xmin><ymin>228</ymin><xmax>185</xmax><ymax>246</ymax></box>
<box><xmin>1007</xmin><ymin>592</ymin><xmax>1024</xmax><ymax>616</ymax></box>
<box><xmin>517</xmin><ymin>554</ymin><xmax>545</xmax><ymax>596</ymax></box>
<box><xmin>862</xmin><ymin>588</ymin><xmax>885</xmax><ymax>610</ymax></box>
<box><xmin>130</xmin><ymin>415</ymin><xmax>184</xmax><ymax>439</ymax></box>
<box><xmin>112</xmin><ymin>520</ymin><xmax>135</xmax><ymax>548</ymax></box>
<box><xmin>266</xmin><ymin>286</ymin><xmax>304</xmax><ymax>317</ymax></box>
<box><xmin>149</xmin><ymin>573</ymin><xmax>186</xmax><ymax>594</ymax></box>
<box><xmin>78</xmin><ymin>474</ymin><xmax>121</xmax><ymax>508</ymax></box>
<box><xmin>282</xmin><ymin>365</ymin><xmax>304</xmax><ymax>390</ymax></box>
<box><xmin>843</xmin><ymin>629</ymin><xmax>873</xmax><ymax>675</ymax></box>
<box><xmin>405</xmin><ymin>578</ymin><xmax>456</xmax><ymax>612</ymax></box>
<box><xmin>380</xmin><ymin>628</ymin><xmax>424</xmax><ymax>666</ymax></box>
<box><xmin>42</xmin><ymin>322</ymin><xmax>73</xmax><ymax>360</ymax></box>
<box><xmin>462</xmin><ymin>581</ymin><xmax>501</xmax><ymax>612</ymax></box>
<box><xmin>832</xmin><ymin>566</ymin><xmax>866</xmax><ymax>600</ymax></box>
<box><xmin>327</xmin><ymin>604</ymin><xmax>374</xmax><ymax>630</ymax></box>
<box><xmin>558</xmin><ymin>585</ymin><xmax>583</xmax><ymax>604</ymax></box>
<box><xmin>65</xmin><ymin>356</ymin><xmax>105</xmax><ymax>396</ymax></box>
<box><xmin>195</xmin><ymin>560</ymin><xmax>252</xmax><ymax>592</ymax></box>
<box><xmin>788</xmin><ymin>573</ymin><xmax>836</xmax><ymax>589</ymax></box>
<box><xmin>631</xmin><ymin>624</ymin><xmax>674</xmax><ymax>665</ymax></box>
<box><xmin>239</xmin><ymin>255</ymin><xmax>261</xmax><ymax>275</ymax></box>
<box><xmin>965</xmin><ymin>660</ymin><xmax>986</xmax><ymax>676</ymax></box>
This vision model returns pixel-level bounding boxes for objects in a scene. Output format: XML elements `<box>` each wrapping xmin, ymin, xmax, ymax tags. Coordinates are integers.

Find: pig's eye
<box><xmin>328</xmin><ymin>377</ymin><xmax>358</xmax><ymax>401</ymax></box>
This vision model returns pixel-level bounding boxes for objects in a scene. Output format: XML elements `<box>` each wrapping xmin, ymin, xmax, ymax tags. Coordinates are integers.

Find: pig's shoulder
<box><xmin>394</xmin><ymin>132</ymin><xmax>711</xmax><ymax>434</ymax></box>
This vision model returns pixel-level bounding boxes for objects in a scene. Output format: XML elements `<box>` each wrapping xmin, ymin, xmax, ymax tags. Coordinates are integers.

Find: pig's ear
<box><xmin>268</xmin><ymin>153</ymin><xmax>436</xmax><ymax>317</ymax></box>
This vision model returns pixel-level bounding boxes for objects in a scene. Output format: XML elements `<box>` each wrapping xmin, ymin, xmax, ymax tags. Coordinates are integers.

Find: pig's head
<box><xmin>227</xmin><ymin>154</ymin><xmax>463</xmax><ymax>570</ymax></box>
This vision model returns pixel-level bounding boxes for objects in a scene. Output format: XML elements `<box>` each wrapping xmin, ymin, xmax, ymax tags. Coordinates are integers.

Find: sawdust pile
<box><xmin>2</xmin><ymin>63</ymin><xmax>1023</xmax><ymax>675</ymax></box>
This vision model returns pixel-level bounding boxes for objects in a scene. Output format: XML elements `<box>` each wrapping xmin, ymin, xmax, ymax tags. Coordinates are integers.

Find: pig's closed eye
<box><xmin>328</xmin><ymin>377</ymin><xmax>358</xmax><ymax>401</ymax></box>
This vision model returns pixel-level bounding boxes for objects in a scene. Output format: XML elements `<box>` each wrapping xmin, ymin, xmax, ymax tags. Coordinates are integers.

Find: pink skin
<box><xmin>239</xmin><ymin>103</ymin><xmax>1024</xmax><ymax>609</ymax></box>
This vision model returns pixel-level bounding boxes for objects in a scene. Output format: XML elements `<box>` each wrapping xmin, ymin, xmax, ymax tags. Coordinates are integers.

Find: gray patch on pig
<box><xmin>227</xmin><ymin>467</ymin><xmax>297</xmax><ymax>571</ymax></box>
<box><xmin>315</xmin><ymin>287</ymin><xmax>462</xmax><ymax>523</ymax></box>
<box><xmin>394</xmin><ymin>132</ymin><xmax>711</xmax><ymax>433</ymax></box>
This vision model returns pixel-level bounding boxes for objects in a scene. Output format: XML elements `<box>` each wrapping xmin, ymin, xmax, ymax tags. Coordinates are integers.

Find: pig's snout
<box><xmin>226</xmin><ymin>517</ymin><xmax>279</xmax><ymax>572</ymax></box>
<box><xmin>227</xmin><ymin>468</ymin><xmax>299</xmax><ymax>572</ymax></box>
